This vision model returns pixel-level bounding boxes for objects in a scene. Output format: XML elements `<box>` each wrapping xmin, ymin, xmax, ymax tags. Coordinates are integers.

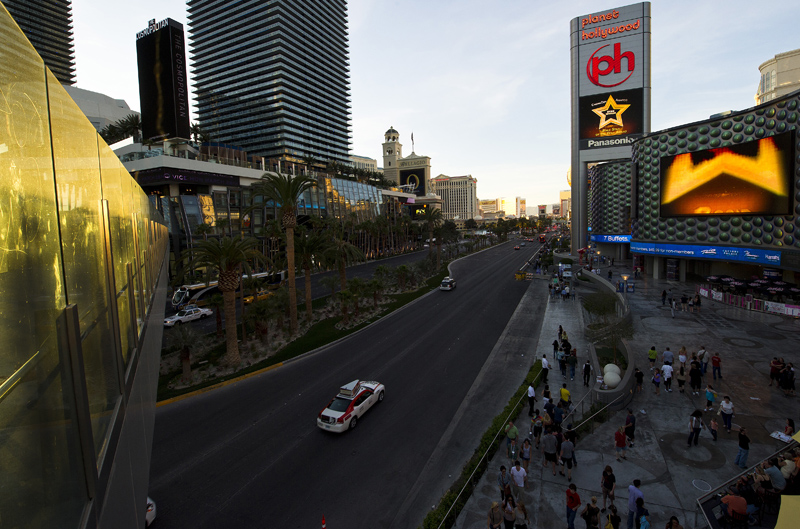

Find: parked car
<box><xmin>163</xmin><ymin>307</ymin><xmax>212</xmax><ymax>327</ymax></box>
<box><xmin>440</xmin><ymin>277</ymin><xmax>457</xmax><ymax>291</ymax></box>
<box><xmin>317</xmin><ymin>380</ymin><xmax>385</xmax><ymax>433</ymax></box>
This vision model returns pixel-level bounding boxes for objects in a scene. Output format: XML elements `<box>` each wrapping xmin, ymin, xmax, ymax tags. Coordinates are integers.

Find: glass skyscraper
<box><xmin>3</xmin><ymin>0</ymin><xmax>76</xmax><ymax>84</ymax></box>
<box><xmin>187</xmin><ymin>0</ymin><xmax>352</xmax><ymax>163</ymax></box>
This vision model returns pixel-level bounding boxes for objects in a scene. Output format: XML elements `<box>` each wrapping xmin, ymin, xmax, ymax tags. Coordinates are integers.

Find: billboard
<box><xmin>630</xmin><ymin>241</ymin><xmax>781</xmax><ymax>266</ymax></box>
<box><xmin>660</xmin><ymin>132</ymin><xmax>794</xmax><ymax>217</ymax></box>
<box><xmin>136</xmin><ymin>18</ymin><xmax>190</xmax><ymax>142</ymax></box>
<box><xmin>132</xmin><ymin>167</ymin><xmax>239</xmax><ymax>187</ymax></box>
<box><xmin>590</xmin><ymin>234</ymin><xmax>631</xmax><ymax>243</ymax></box>
<box><xmin>538</xmin><ymin>204</ymin><xmax>547</xmax><ymax>216</ymax></box>
<box><xmin>579</xmin><ymin>88</ymin><xmax>644</xmax><ymax>149</ymax></box>
<box><xmin>399</xmin><ymin>168</ymin><xmax>426</xmax><ymax>196</ymax></box>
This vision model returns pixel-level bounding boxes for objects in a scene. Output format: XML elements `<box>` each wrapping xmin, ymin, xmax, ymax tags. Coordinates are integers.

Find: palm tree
<box><xmin>194</xmin><ymin>223</ymin><xmax>214</xmax><ymax>241</ymax></box>
<box><xmin>190</xmin><ymin>122</ymin><xmax>203</xmax><ymax>144</ymax></box>
<box><xmin>323</xmin><ymin>235</ymin><xmax>364</xmax><ymax>292</ymax></box>
<box><xmin>166</xmin><ymin>324</ymin><xmax>204</xmax><ymax>384</ymax></box>
<box><xmin>206</xmin><ymin>293</ymin><xmax>225</xmax><ymax>339</ymax></box>
<box><xmin>336</xmin><ymin>290</ymin><xmax>355</xmax><ymax>325</ymax></box>
<box><xmin>301</xmin><ymin>153</ymin><xmax>317</xmax><ymax>176</ymax></box>
<box><xmin>215</xmin><ymin>218</ymin><xmax>231</xmax><ymax>237</ymax></box>
<box><xmin>247</xmin><ymin>298</ymin><xmax>277</xmax><ymax>346</ymax></box>
<box><xmin>117</xmin><ymin>113</ymin><xmax>142</xmax><ymax>143</ymax></box>
<box><xmin>319</xmin><ymin>275</ymin><xmax>339</xmax><ymax>298</ymax></box>
<box><xmin>294</xmin><ymin>228</ymin><xmax>327</xmax><ymax>322</ymax></box>
<box><xmin>421</xmin><ymin>207</ymin><xmax>444</xmax><ymax>256</ymax></box>
<box><xmin>347</xmin><ymin>277</ymin><xmax>366</xmax><ymax>318</ymax></box>
<box><xmin>366</xmin><ymin>278</ymin><xmax>384</xmax><ymax>310</ymax></box>
<box><xmin>249</xmin><ymin>172</ymin><xmax>317</xmax><ymax>334</ymax></box>
<box><xmin>186</xmin><ymin>236</ymin><xmax>265</xmax><ymax>366</ymax></box>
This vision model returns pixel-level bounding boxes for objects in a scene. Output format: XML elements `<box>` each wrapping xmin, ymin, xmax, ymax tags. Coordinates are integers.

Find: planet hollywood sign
<box><xmin>580</xmin><ymin>10</ymin><xmax>642</xmax><ymax>41</ymax></box>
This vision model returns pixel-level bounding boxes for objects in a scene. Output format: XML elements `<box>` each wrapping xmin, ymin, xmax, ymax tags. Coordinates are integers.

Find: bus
<box><xmin>170</xmin><ymin>270</ymin><xmax>285</xmax><ymax>309</ymax></box>
<box><xmin>539</xmin><ymin>234</ymin><xmax>546</xmax><ymax>243</ymax></box>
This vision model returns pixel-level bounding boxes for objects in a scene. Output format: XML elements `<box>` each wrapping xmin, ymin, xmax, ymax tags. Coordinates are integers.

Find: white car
<box><xmin>317</xmin><ymin>380</ymin><xmax>385</xmax><ymax>433</ymax></box>
<box><xmin>163</xmin><ymin>307</ymin><xmax>212</xmax><ymax>327</ymax></box>
<box><xmin>440</xmin><ymin>277</ymin><xmax>457</xmax><ymax>291</ymax></box>
<box><xmin>146</xmin><ymin>497</ymin><xmax>156</xmax><ymax>526</ymax></box>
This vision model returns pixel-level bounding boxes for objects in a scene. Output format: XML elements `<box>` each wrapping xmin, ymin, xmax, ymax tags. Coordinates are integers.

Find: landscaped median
<box><xmin>157</xmin><ymin>271</ymin><xmax>450</xmax><ymax>403</ymax></box>
<box><xmin>421</xmin><ymin>361</ymin><xmax>543</xmax><ymax>529</ymax></box>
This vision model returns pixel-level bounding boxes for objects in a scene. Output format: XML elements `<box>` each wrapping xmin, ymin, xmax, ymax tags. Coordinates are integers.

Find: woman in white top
<box><xmin>718</xmin><ymin>396</ymin><xmax>735</xmax><ymax>433</ymax></box>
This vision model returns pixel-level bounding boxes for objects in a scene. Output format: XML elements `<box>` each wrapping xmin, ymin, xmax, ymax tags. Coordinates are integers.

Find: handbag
<box><xmin>604</xmin><ymin>516</ymin><xmax>613</xmax><ymax>529</ymax></box>
<box><xmin>639</xmin><ymin>515</ymin><xmax>650</xmax><ymax>529</ymax></box>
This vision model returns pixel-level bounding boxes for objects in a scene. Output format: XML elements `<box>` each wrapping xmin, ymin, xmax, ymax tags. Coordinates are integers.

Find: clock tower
<box><xmin>382</xmin><ymin>126</ymin><xmax>402</xmax><ymax>184</ymax></box>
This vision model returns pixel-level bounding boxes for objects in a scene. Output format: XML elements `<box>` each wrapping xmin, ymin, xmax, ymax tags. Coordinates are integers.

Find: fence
<box><xmin>697</xmin><ymin>284</ymin><xmax>800</xmax><ymax>317</ymax></box>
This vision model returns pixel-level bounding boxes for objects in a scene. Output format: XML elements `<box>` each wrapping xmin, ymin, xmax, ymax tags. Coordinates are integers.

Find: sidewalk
<box><xmin>454</xmin><ymin>259</ymin><xmax>799</xmax><ymax>529</ymax></box>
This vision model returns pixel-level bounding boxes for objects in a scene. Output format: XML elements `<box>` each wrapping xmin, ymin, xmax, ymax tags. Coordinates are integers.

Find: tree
<box><xmin>347</xmin><ymin>277</ymin><xmax>367</xmax><ymax>318</ymax></box>
<box><xmin>420</xmin><ymin>207</ymin><xmax>443</xmax><ymax>257</ymax></box>
<box><xmin>366</xmin><ymin>278</ymin><xmax>385</xmax><ymax>310</ymax></box>
<box><xmin>194</xmin><ymin>223</ymin><xmax>214</xmax><ymax>241</ymax></box>
<box><xmin>166</xmin><ymin>324</ymin><xmax>206</xmax><ymax>384</ymax></box>
<box><xmin>117</xmin><ymin>113</ymin><xmax>142</xmax><ymax>143</ymax></box>
<box><xmin>247</xmin><ymin>297</ymin><xmax>279</xmax><ymax>347</ymax></box>
<box><xmin>319</xmin><ymin>275</ymin><xmax>339</xmax><ymax>298</ymax></box>
<box><xmin>294</xmin><ymin>228</ymin><xmax>328</xmax><ymax>322</ymax></box>
<box><xmin>323</xmin><ymin>235</ymin><xmax>365</xmax><ymax>292</ymax></box>
<box><xmin>206</xmin><ymin>293</ymin><xmax>225</xmax><ymax>339</ymax></box>
<box><xmin>190</xmin><ymin>122</ymin><xmax>204</xmax><ymax>144</ymax></box>
<box><xmin>186</xmin><ymin>236</ymin><xmax>265</xmax><ymax>366</ymax></box>
<box><xmin>336</xmin><ymin>290</ymin><xmax>355</xmax><ymax>325</ymax></box>
<box><xmin>249</xmin><ymin>171</ymin><xmax>317</xmax><ymax>334</ymax></box>
<box><xmin>465</xmin><ymin>218</ymin><xmax>478</xmax><ymax>231</ymax></box>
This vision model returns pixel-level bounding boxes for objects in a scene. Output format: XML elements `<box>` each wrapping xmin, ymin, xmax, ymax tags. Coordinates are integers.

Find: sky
<box><xmin>70</xmin><ymin>0</ymin><xmax>798</xmax><ymax>209</ymax></box>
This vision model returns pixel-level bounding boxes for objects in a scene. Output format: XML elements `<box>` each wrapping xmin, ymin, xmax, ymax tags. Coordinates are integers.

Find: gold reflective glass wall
<box><xmin>0</xmin><ymin>5</ymin><xmax>168</xmax><ymax>527</ymax></box>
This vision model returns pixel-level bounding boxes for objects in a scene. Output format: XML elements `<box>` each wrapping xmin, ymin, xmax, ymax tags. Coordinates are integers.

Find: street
<box><xmin>149</xmin><ymin>240</ymin><xmax>548</xmax><ymax>528</ymax></box>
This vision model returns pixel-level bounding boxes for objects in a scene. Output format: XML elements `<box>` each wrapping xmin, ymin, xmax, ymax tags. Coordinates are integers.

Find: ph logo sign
<box><xmin>587</xmin><ymin>42</ymin><xmax>635</xmax><ymax>87</ymax></box>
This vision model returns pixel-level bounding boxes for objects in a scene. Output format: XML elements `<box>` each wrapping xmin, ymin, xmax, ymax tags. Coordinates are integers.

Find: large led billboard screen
<box><xmin>136</xmin><ymin>18</ymin><xmax>190</xmax><ymax>142</ymax></box>
<box><xmin>399</xmin><ymin>168</ymin><xmax>426</xmax><ymax>196</ymax></box>
<box><xmin>579</xmin><ymin>88</ymin><xmax>643</xmax><ymax>149</ymax></box>
<box><xmin>660</xmin><ymin>132</ymin><xmax>794</xmax><ymax>217</ymax></box>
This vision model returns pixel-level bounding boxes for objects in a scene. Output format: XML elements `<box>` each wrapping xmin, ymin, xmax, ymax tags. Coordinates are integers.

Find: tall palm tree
<box><xmin>194</xmin><ymin>223</ymin><xmax>214</xmax><ymax>241</ymax></box>
<box><xmin>187</xmin><ymin>236</ymin><xmax>264</xmax><ymax>366</ymax></box>
<box><xmin>166</xmin><ymin>324</ymin><xmax>205</xmax><ymax>384</ymax></box>
<box><xmin>294</xmin><ymin>228</ymin><xmax>328</xmax><ymax>322</ymax></box>
<box><xmin>323</xmin><ymin>235</ymin><xmax>364</xmax><ymax>292</ymax></box>
<box><xmin>421</xmin><ymin>206</ymin><xmax>444</xmax><ymax>256</ymax></box>
<box><xmin>190</xmin><ymin>122</ymin><xmax>204</xmax><ymax>144</ymax></box>
<box><xmin>206</xmin><ymin>293</ymin><xmax>225</xmax><ymax>339</ymax></box>
<box><xmin>117</xmin><ymin>113</ymin><xmax>142</xmax><ymax>143</ymax></box>
<box><xmin>249</xmin><ymin>172</ymin><xmax>317</xmax><ymax>334</ymax></box>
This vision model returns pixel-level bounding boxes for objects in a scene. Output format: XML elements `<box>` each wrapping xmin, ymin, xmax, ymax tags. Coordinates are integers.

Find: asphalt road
<box><xmin>149</xmin><ymin>240</ymin><xmax>547</xmax><ymax>528</ymax></box>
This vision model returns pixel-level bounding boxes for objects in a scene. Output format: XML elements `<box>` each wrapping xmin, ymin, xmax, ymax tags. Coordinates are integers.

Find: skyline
<box><xmin>67</xmin><ymin>0</ymin><xmax>798</xmax><ymax>206</ymax></box>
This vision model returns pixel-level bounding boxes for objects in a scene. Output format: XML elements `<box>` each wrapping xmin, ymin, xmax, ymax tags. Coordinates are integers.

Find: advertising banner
<box><xmin>579</xmin><ymin>88</ymin><xmax>643</xmax><ymax>149</ymax></box>
<box><xmin>590</xmin><ymin>234</ymin><xmax>631</xmax><ymax>243</ymax></box>
<box><xmin>630</xmin><ymin>241</ymin><xmax>781</xmax><ymax>266</ymax></box>
<box><xmin>400</xmin><ymin>168</ymin><xmax>426</xmax><ymax>196</ymax></box>
<box><xmin>133</xmin><ymin>167</ymin><xmax>239</xmax><ymax>187</ymax></box>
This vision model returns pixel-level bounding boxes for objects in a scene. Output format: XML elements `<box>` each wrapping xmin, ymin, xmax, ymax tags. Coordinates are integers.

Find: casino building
<box><xmin>590</xmin><ymin>88</ymin><xmax>800</xmax><ymax>283</ymax></box>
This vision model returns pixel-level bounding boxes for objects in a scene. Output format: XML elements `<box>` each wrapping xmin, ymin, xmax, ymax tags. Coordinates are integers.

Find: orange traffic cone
<box><xmin>322</xmin><ymin>516</ymin><xmax>326</xmax><ymax>528</ymax></box>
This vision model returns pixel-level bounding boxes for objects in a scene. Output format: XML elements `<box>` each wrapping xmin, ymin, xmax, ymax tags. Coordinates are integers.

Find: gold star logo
<box><xmin>592</xmin><ymin>95</ymin><xmax>630</xmax><ymax>129</ymax></box>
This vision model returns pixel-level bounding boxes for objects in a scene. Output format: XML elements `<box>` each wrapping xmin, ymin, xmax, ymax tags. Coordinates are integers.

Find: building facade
<box><xmin>755</xmin><ymin>48</ymin><xmax>800</xmax><ymax>105</ymax></box>
<box><xmin>188</xmin><ymin>0</ymin><xmax>351</xmax><ymax>163</ymax></box>
<box><xmin>62</xmin><ymin>85</ymin><xmax>137</xmax><ymax>131</ymax></box>
<box><xmin>479</xmin><ymin>198</ymin><xmax>499</xmax><ymax>215</ymax></box>
<box><xmin>350</xmin><ymin>154</ymin><xmax>378</xmax><ymax>172</ymax></box>
<box><xmin>3</xmin><ymin>0</ymin><xmax>76</xmax><ymax>84</ymax></box>
<box><xmin>430</xmin><ymin>174</ymin><xmax>479</xmax><ymax>221</ymax></box>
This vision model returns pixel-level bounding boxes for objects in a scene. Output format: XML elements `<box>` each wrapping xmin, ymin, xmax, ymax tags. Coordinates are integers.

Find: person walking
<box><xmin>508</xmin><ymin>437</ymin><xmax>519</xmax><ymax>462</ymax></box>
<box><xmin>687</xmin><ymin>410</ymin><xmax>705</xmax><ymax>447</ymax></box>
<box><xmin>711</xmin><ymin>352</ymin><xmax>722</xmax><ymax>380</ymax></box>
<box><xmin>689</xmin><ymin>362</ymin><xmax>703</xmax><ymax>395</ymax></box>
<box><xmin>734</xmin><ymin>427</ymin><xmax>751</xmax><ymax>469</ymax></box>
<box><xmin>531</xmin><ymin>411</ymin><xmax>543</xmax><ymax>448</ymax></box>
<box><xmin>647</xmin><ymin>346</ymin><xmax>657</xmax><ymax>371</ymax></box>
<box><xmin>542</xmin><ymin>427</ymin><xmax>559</xmax><ymax>476</ymax></box>
<box><xmin>676</xmin><ymin>366</ymin><xmax>686</xmax><ymax>394</ymax></box>
<box><xmin>626</xmin><ymin>480</ymin><xmax>643</xmax><ymax>529</ymax></box>
<box><xmin>488</xmin><ymin>501</ymin><xmax>503</xmax><ymax>529</ymax></box>
<box><xmin>662</xmin><ymin>363</ymin><xmax>674</xmax><ymax>392</ymax></box>
<box><xmin>718</xmin><ymin>395</ymin><xmax>735</xmax><ymax>432</ymax></box>
<box><xmin>520</xmin><ymin>439</ymin><xmax>532</xmax><ymax>472</ymax></box>
<box><xmin>553</xmin><ymin>339</ymin><xmax>560</xmax><ymax>359</ymax></box>
<box><xmin>614</xmin><ymin>426</ymin><xmax>628</xmax><ymax>461</ymax></box>
<box><xmin>580</xmin><ymin>497</ymin><xmax>600</xmax><ymax>529</ymax></box>
<box><xmin>558</xmin><ymin>325</ymin><xmax>564</xmax><ymax>342</ymax></box>
<box><xmin>651</xmin><ymin>370</ymin><xmax>661</xmax><ymax>395</ymax></box>
<box><xmin>769</xmin><ymin>357</ymin><xmax>784</xmax><ymax>387</ymax></box>
<box><xmin>560</xmin><ymin>435</ymin><xmax>576</xmax><ymax>481</ymax></box>
<box><xmin>680</xmin><ymin>293</ymin><xmax>688</xmax><ymax>312</ymax></box>
<box><xmin>566</xmin><ymin>483</ymin><xmax>582</xmax><ymax>529</ymax></box>
<box><xmin>502</xmin><ymin>495</ymin><xmax>517</xmax><ymax>529</ymax></box>
<box><xmin>634</xmin><ymin>498</ymin><xmax>650</xmax><ymax>529</ymax></box>
<box><xmin>505</xmin><ymin>420</ymin><xmax>519</xmax><ymax>450</ymax></box>
<box><xmin>634</xmin><ymin>368</ymin><xmax>644</xmax><ymax>393</ymax></box>
<box><xmin>625</xmin><ymin>409</ymin><xmax>636</xmax><ymax>447</ymax></box>
<box><xmin>557</xmin><ymin>347</ymin><xmax>567</xmax><ymax>379</ymax></box>
<box><xmin>709</xmin><ymin>418</ymin><xmax>718</xmax><ymax>442</ymax></box>
<box><xmin>704</xmin><ymin>384</ymin><xmax>717</xmax><ymax>411</ymax></box>
<box><xmin>567</xmin><ymin>349</ymin><xmax>578</xmax><ymax>381</ymax></box>
<box><xmin>661</xmin><ymin>289</ymin><xmax>667</xmax><ymax>305</ymax></box>
<box><xmin>693</xmin><ymin>294</ymin><xmax>702</xmax><ymax>313</ymax></box>
<box><xmin>541</xmin><ymin>355</ymin><xmax>550</xmax><ymax>384</ymax></box>
<box><xmin>527</xmin><ymin>381</ymin><xmax>537</xmax><ymax>417</ymax></box>
<box><xmin>560</xmin><ymin>383</ymin><xmax>572</xmax><ymax>410</ymax></box>
<box><xmin>601</xmin><ymin>465</ymin><xmax>617</xmax><ymax>512</ymax></box>
<box><xmin>510</xmin><ymin>460</ymin><xmax>527</xmax><ymax>499</ymax></box>
<box><xmin>698</xmin><ymin>346</ymin><xmax>708</xmax><ymax>375</ymax></box>
<box><xmin>514</xmin><ymin>501</ymin><xmax>530</xmax><ymax>529</ymax></box>
<box><xmin>498</xmin><ymin>466</ymin><xmax>512</xmax><ymax>500</ymax></box>
<box><xmin>583</xmin><ymin>360</ymin><xmax>593</xmax><ymax>387</ymax></box>
<box><xmin>662</xmin><ymin>347</ymin><xmax>674</xmax><ymax>365</ymax></box>
<box><xmin>678</xmin><ymin>346</ymin><xmax>687</xmax><ymax>367</ymax></box>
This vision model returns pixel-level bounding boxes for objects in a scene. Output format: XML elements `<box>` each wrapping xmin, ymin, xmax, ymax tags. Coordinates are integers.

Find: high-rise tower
<box><xmin>3</xmin><ymin>0</ymin><xmax>76</xmax><ymax>85</ymax></box>
<box><xmin>187</xmin><ymin>0</ymin><xmax>351</xmax><ymax>163</ymax></box>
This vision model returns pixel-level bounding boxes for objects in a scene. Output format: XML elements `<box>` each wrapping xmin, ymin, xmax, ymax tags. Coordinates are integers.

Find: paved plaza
<box><xmin>454</xmin><ymin>259</ymin><xmax>799</xmax><ymax>529</ymax></box>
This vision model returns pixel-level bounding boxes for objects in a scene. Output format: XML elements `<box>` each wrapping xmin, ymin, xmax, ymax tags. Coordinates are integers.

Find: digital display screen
<box><xmin>579</xmin><ymin>88</ymin><xmax>643</xmax><ymax>149</ymax></box>
<box><xmin>400</xmin><ymin>169</ymin><xmax>426</xmax><ymax>196</ymax></box>
<box><xmin>660</xmin><ymin>132</ymin><xmax>794</xmax><ymax>217</ymax></box>
<box><xmin>630</xmin><ymin>242</ymin><xmax>781</xmax><ymax>266</ymax></box>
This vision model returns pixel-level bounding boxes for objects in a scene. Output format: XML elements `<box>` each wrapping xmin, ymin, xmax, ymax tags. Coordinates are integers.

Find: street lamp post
<box><xmin>621</xmin><ymin>274</ymin><xmax>629</xmax><ymax>299</ymax></box>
